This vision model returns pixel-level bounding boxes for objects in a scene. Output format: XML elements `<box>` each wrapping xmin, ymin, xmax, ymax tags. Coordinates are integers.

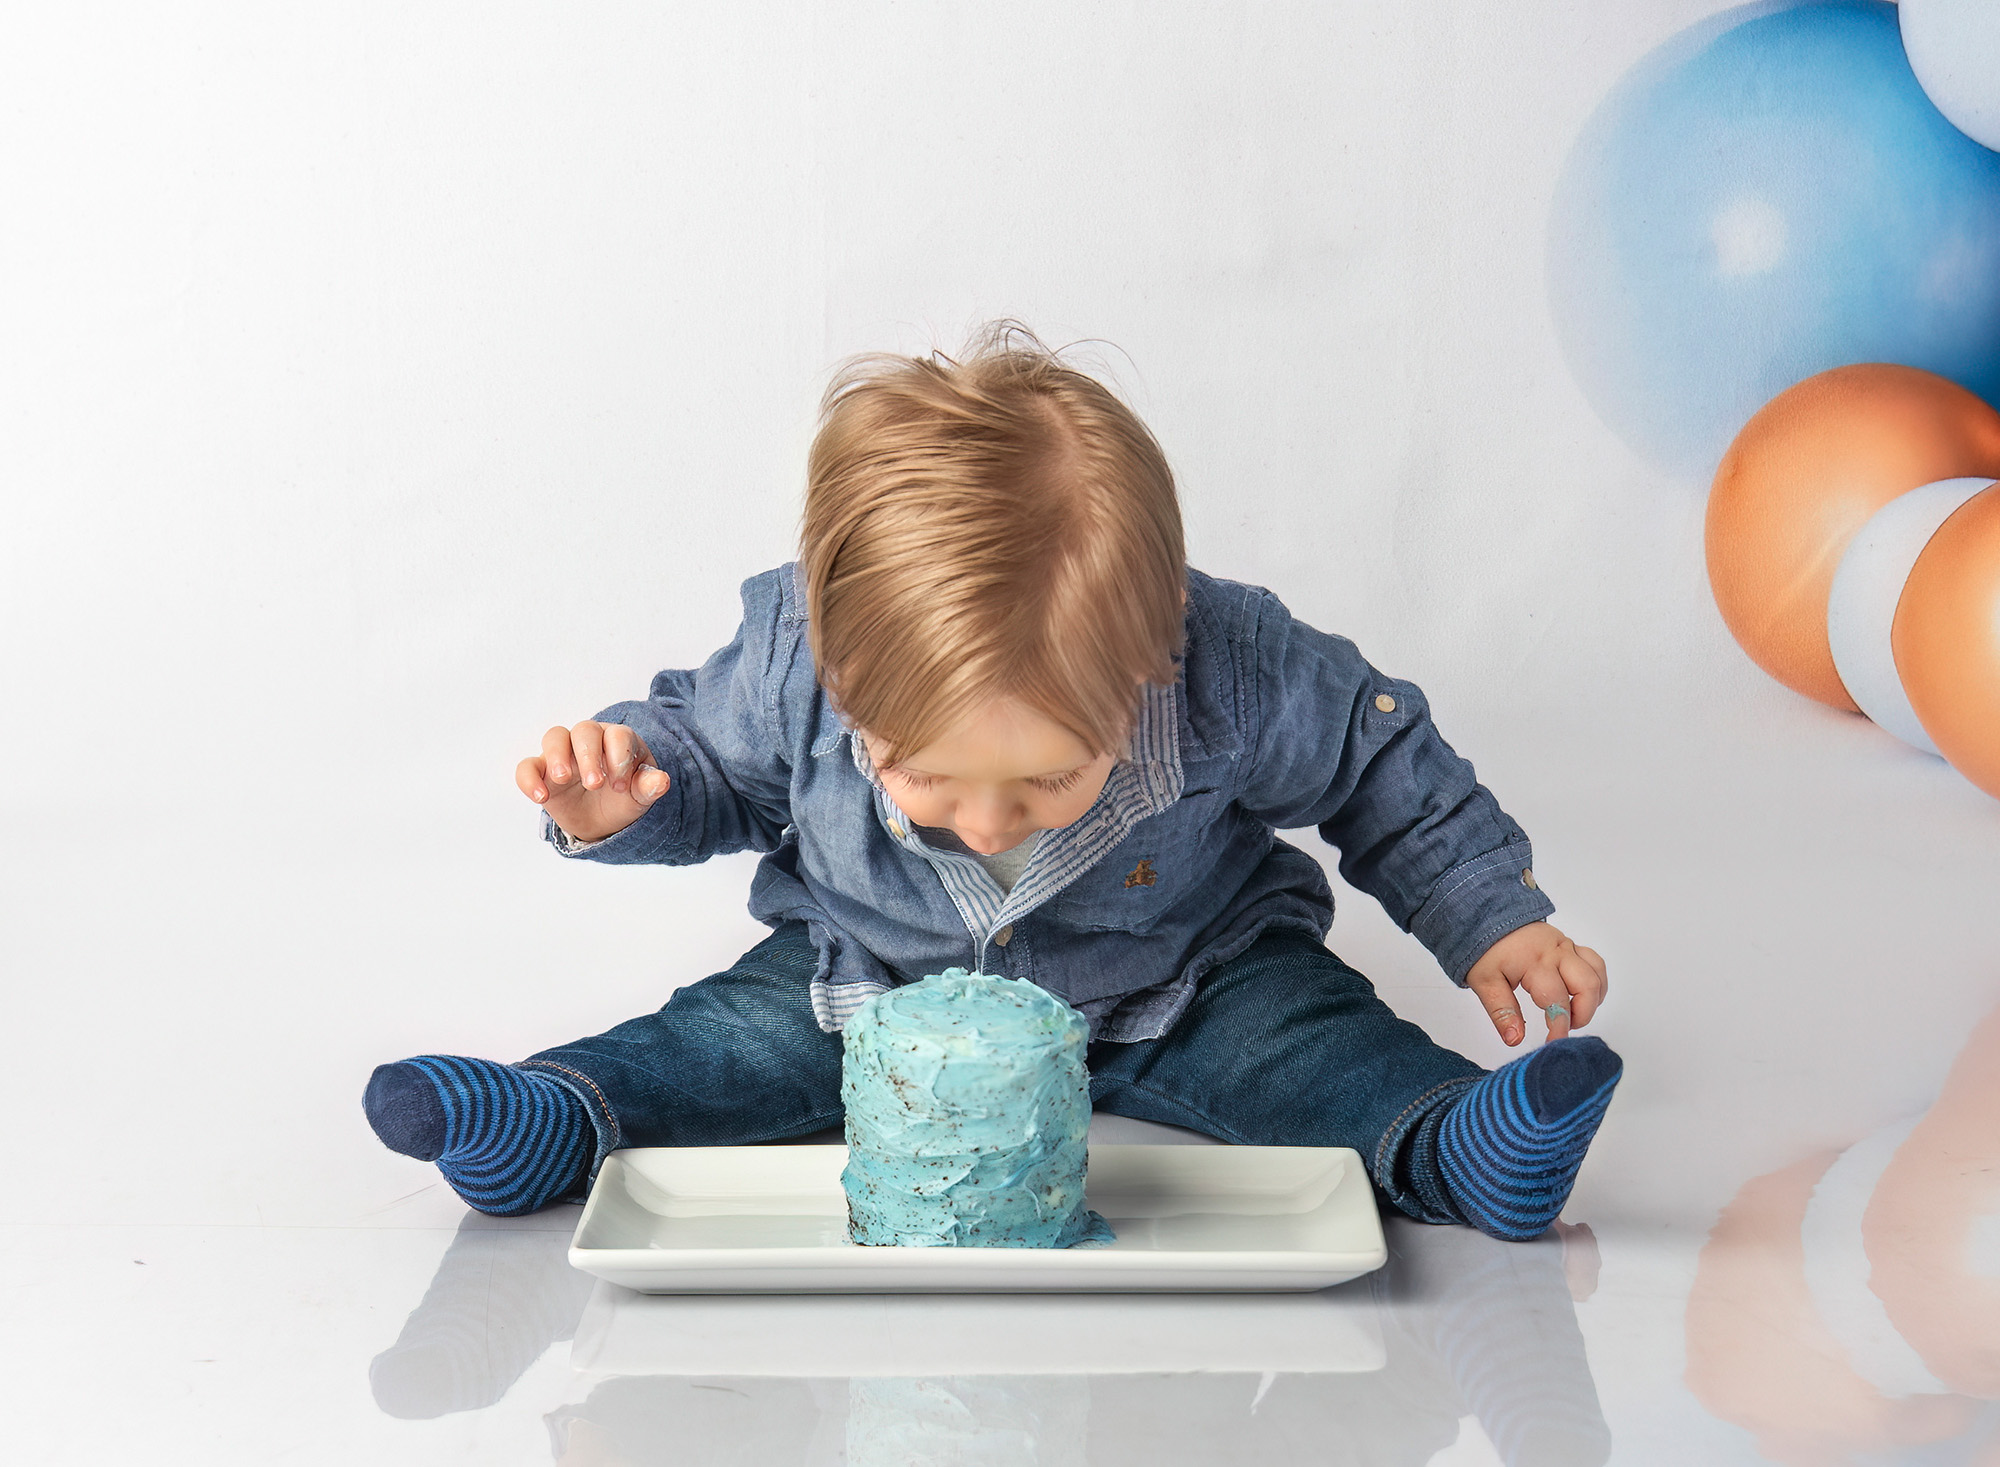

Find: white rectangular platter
<box><xmin>569</xmin><ymin>1143</ymin><xmax>1386</xmax><ymax>1294</ymax></box>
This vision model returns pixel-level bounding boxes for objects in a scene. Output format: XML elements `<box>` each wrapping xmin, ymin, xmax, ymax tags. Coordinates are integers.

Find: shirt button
<box><xmin>1521</xmin><ymin>868</ymin><xmax>1538</xmax><ymax>890</ymax></box>
<box><xmin>1374</xmin><ymin>693</ymin><xmax>1397</xmax><ymax>713</ymax></box>
<box><xmin>888</xmin><ymin>821</ymin><xmax>905</xmax><ymax>839</ymax></box>
<box><xmin>994</xmin><ymin>925</ymin><xmax>1014</xmax><ymax>946</ymax></box>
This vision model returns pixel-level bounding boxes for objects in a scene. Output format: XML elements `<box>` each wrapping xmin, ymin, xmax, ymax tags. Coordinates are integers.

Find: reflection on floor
<box><xmin>371</xmin><ymin>1211</ymin><xmax>598</xmax><ymax>1421</ymax></box>
<box><xmin>1686</xmin><ymin>1005</ymin><xmax>2000</xmax><ymax>1467</ymax></box>
<box><xmin>374</xmin><ymin>1213</ymin><xmax>1611</xmax><ymax>1466</ymax></box>
<box><xmin>354</xmin><ymin>1007</ymin><xmax>2000</xmax><ymax>1464</ymax></box>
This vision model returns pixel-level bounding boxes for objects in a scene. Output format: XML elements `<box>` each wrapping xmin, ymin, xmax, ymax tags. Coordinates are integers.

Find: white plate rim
<box><xmin>568</xmin><ymin>1142</ymin><xmax>1387</xmax><ymax>1293</ymax></box>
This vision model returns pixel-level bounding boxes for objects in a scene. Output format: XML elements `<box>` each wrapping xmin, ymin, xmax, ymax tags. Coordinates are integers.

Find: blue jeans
<box><xmin>521</xmin><ymin>923</ymin><xmax>1484</xmax><ymax>1223</ymax></box>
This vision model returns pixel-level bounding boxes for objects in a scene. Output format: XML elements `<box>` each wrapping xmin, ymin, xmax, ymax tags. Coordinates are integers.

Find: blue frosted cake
<box><xmin>841</xmin><ymin>969</ymin><xmax>1114</xmax><ymax>1248</ymax></box>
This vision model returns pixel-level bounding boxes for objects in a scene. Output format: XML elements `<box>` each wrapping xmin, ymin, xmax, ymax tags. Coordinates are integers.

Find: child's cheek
<box><xmin>1046</xmin><ymin>791</ymin><xmax>1092</xmax><ymax>829</ymax></box>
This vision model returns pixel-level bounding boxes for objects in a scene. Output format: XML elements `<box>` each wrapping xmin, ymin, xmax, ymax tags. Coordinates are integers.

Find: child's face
<box><xmin>864</xmin><ymin>697</ymin><xmax>1118</xmax><ymax>854</ymax></box>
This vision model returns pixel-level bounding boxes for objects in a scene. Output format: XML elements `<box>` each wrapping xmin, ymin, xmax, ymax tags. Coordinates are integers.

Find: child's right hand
<box><xmin>515</xmin><ymin>721</ymin><xmax>671</xmax><ymax>843</ymax></box>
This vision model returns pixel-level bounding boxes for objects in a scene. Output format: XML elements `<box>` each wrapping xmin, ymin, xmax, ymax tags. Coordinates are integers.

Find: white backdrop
<box><xmin>5</xmin><ymin>0</ymin><xmax>1997</xmax><ymax>1252</ymax></box>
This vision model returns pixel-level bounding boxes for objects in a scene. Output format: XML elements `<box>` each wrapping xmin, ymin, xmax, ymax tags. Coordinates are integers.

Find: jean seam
<box><xmin>518</xmin><ymin>1060</ymin><xmax>625</xmax><ymax>1152</ymax></box>
<box><xmin>1372</xmin><ymin>1073</ymin><xmax>1479</xmax><ymax>1182</ymax></box>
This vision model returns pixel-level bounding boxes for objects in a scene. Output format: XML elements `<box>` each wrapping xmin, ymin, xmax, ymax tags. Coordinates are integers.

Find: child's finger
<box><xmin>540</xmin><ymin>727</ymin><xmax>579</xmax><ymax>788</ymax></box>
<box><xmin>570</xmin><ymin>721</ymin><xmax>609</xmax><ymax>790</ymax></box>
<box><xmin>1519</xmin><ymin>968</ymin><xmax>1574</xmax><ymax>1042</ymax></box>
<box><xmin>1560</xmin><ymin>947</ymin><xmax>1606</xmax><ymax>1027</ymax></box>
<box><xmin>633</xmin><ymin>765</ymin><xmax>671</xmax><ymax>804</ymax></box>
<box><xmin>1578</xmin><ymin>944</ymin><xmax>1609</xmax><ymax>994</ymax></box>
<box><xmin>1467</xmin><ymin>972</ymin><xmax>1528</xmax><ymax>1046</ymax></box>
<box><xmin>516</xmin><ymin>755</ymin><xmax>551</xmax><ymax>804</ymax></box>
<box><xmin>603</xmin><ymin>724</ymin><xmax>653</xmax><ymax>793</ymax></box>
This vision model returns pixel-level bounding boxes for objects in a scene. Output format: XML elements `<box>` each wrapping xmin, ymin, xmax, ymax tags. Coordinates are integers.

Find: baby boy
<box><xmin>363</xmin><ymin>327</ymin><xmax>1618</xmax><ymax>1241</ymax></box>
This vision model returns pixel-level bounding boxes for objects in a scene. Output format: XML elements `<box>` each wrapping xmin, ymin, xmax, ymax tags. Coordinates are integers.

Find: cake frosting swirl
<box><xmin>841</xmin><ymin>969</ymin><xmax>1114</xmax><ymax>1248</ymax></box>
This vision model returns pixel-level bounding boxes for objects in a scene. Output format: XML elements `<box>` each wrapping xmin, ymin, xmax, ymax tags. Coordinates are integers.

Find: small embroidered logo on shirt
<box><xmin>1124</xmin><ymin>860</ymin><xmax>1158</xmax><ymax>889</ymax></box>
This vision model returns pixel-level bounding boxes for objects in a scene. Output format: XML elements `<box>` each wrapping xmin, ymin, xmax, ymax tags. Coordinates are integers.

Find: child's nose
<box><xmin>954</xmin><ymin>798</ymin><xmax>1021</xmax><ymax>851</ymax></box>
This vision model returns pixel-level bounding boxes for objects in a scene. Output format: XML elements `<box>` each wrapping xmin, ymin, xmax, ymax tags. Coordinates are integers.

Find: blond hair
<box><xmin>801</xmin><ymin>324</ymin><xmax>1185</xmax><ymax>767</ymax></box>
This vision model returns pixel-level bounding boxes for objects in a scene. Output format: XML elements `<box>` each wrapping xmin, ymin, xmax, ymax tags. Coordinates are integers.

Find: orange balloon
<box><xmin>1893</xmin><ymin>483</ymin><xmax>2000</xmax><ymax>799</ymax></box>
<box><xmin>1706</xmin><ymin>365</ymin><xmax>2000</xmax><ymax>710</ymax></box>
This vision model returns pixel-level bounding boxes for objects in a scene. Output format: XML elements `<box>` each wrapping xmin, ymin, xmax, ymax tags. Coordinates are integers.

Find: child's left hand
<box><xmin>1464</xmin><ymin>922</ymin><xmax>1607</xmax><ymax>1046</ymax></box>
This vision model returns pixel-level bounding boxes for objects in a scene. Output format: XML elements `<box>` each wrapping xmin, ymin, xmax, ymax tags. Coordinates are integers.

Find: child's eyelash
<box><xmin>889</xmin><ymin>768</ymin><xmax>1082</xmax><ymax>793</ymax></box>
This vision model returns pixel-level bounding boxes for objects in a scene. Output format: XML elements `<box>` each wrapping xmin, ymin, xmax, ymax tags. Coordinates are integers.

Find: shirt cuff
<box><xmin>540</xmin><ymin>795</ymin><xmax>685</xmax><ymax>862</ymax></box>
<box><xmin>543</xmin><ymin>814</ymin><xmax>604</xmax><ymax>856</ymax></box>
<box><xmin>1407</xmin><ymin>843</ymin><xmax>1555</xmax><ymax>986</ymax></box>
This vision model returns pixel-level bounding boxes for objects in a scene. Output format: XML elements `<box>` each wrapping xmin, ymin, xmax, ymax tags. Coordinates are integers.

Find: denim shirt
<box><xmin>548</xmin><ymin>563</ymin><xmax>1554</xmax><ymax>1043</ymax></box>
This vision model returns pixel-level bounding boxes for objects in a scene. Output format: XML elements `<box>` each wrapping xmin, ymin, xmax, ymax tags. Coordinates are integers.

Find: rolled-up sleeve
<box><xmin>1235</xmin><ymin>589</ymin><xmax>1553</xmax><ymax>984</ymax></box>
<box><xmin>544</xmin><ymin>574</ymin><xmax>796</xmax><ymax>866</ymax></box>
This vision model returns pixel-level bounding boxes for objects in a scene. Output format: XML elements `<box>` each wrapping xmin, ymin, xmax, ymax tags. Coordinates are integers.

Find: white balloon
<box><xmin>1827</xmin><ymin>477</ymin><xmax>1993</xmax><ymax>754</ymax></box>
<box><xmin>1901</xmin><ymin>0</ymin><xmax>2000</xmax><ymax>153</ymax></box>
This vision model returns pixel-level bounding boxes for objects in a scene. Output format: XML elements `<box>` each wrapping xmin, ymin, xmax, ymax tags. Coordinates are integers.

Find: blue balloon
<box><xmin>1548</xmin><ymin>0</ymin><xmax>2000</xmax><ymax>476</ymax></box>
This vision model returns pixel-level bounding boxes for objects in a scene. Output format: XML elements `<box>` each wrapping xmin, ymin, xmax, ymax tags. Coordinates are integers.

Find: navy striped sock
<box><xmin>363</xmin><ymin>1056</ymin><xmax>592</xmax><ymax>1217</ymax></box>
<box><xmin>1436</xmin><ymin>1036</ymin><xmax>1622</xmax><ymax>1241</ymax></box>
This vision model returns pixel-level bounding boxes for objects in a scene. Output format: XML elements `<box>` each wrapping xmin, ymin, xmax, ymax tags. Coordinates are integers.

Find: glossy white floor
<box><xmin>5</xmin><ymin>786</ymin><xmax>1997</xmax><ymax>1467</ymax></box>
<box><xmin>9</xmin><ymin>1</ymin><xmax>2000</xmax><ymax>1460</ymax></box>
